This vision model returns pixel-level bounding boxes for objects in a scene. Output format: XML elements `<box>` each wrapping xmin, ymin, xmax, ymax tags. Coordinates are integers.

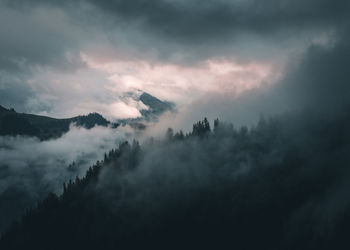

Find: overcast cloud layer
<box><xmin>0</xmin><ymin>0</ymin><xmax>348</xmax><ymax>121</ymax></box>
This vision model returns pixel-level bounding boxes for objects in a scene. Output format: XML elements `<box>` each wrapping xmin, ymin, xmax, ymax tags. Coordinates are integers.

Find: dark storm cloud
<box><xmin>0</xmin><ymin>0</ymin><xmax>347</xmax><ymax>73</ymax></box>
<box><xmin>0</xmin><ymin>77</ymin><xmax>34</xmax><ymax>111</ymax></box>
<box><xmin>281</xmin><ymin>33</ymin><xmax>350</xmax><ymax>117</ymax></box>
<box><xmin>0</xmin><ymin>3</ymin><xmax>87</xmax><ymax>73</ymax></box>
<box><xmin>0</xmin><ymin>0</ymin><xmax>349</xmax><ymax>127</ymax></box>
<box><xmin>85</xmin><ymin>0</ymin><xmax>350</xmax><ymax>43</ymax></box>
<box><xmin>0</xmin><ymin>2</ymin><xmax>90</xmax><ymax>113</ymax></box>
<box><xmin>4</xmin><ymin>0</ymin><xmax>350</xmax><ymax>42</ymax></box>
<box><xmin>0</xmin><ymin>0</ymin><xmax>348</xmax><ymax>117</ymax></box>
<box><xmin>243</xmin><ymin>26</ymin><xmax>350</xmax><ymax>121</ymax></box>
<box><xmin>155</xmin><ymin>23</ymin><xmax>350</xmax><ymax>130</ymax></box>
<box><xmin>1</xmin><ymin>0</ymin><xmax>349</xmax><ymax>63</ymax></box>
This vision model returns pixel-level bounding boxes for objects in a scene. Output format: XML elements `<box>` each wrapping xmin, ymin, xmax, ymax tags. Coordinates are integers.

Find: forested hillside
<box><xmin>2</xmin><ymin>111</ymin><xmax>350</xmax><ymax>250</ymax></box>
<box><xmin>0</xmin><ymin>106</ymin><xmax>113</xmax><ymax>140</ymax></box>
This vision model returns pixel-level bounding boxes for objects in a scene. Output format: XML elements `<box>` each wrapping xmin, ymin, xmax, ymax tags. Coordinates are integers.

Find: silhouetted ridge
<box><xmin>0</xmin><ymin>106</ymin><xmax>118</xmax><ymax>140</ymax></box>
<box><xmin>71</xmin><ymin>113</ymin><xmax>110</xmax><ymax>129</ymax></box>
<box><xmin>0</xmin><ymin>105</ymin><xmax>10</xmax><ymax>113</ymax></box>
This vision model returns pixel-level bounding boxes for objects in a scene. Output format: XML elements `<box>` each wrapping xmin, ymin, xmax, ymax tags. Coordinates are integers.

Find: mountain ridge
<box><xmin>118</xmin><ymin>91</ymin><xmax>175</xmax><ymax>127</ymax></box>
<box><xmin>0</xmin><ymin>105</ymin><xmax>116</xmax><ymax>140</ymax></box>
<box><xmin>0</xmin><ymin>92</ymin><xmax>175</xmax><ymax>139</ymax></box>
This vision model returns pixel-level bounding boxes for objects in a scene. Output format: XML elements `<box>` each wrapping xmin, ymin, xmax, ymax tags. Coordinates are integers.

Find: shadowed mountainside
<box><xmin>139</xmin><ymin>92</ymin><xmax>175</xmax><ymax>121</ymax></box>
<box><xmin>0</xmin><ymin>92</ymin><xmax>175</xmax><ymax>138</ymax></box>
<box><xmin>118</xmin><ymin>92</ymin><xmax>175</xmax><ymax>128</ymax></box>
<box><xmin>0</xmin><ymin>106</ymin><xmax>115</xmax><ymax>140</ymax></box>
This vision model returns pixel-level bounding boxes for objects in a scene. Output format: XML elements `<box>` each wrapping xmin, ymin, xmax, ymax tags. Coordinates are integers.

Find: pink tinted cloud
<box><xmin>81</xmin><ymin>53</ymin><xmax>279</xmax><ymax>105</ymax></box>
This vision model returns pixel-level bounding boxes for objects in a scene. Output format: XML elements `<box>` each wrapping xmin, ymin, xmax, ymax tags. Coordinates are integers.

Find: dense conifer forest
<box><xmin>1</xmin><ymin>110</ymin><xmax>350</xmax><ymax>250</ymax></box>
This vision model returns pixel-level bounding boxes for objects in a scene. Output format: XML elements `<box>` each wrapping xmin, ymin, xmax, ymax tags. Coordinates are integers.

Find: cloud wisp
<box><xmin>0</xmin><ymin>124</ymin><xmax>127</xmax><ymax>232</ymax></box>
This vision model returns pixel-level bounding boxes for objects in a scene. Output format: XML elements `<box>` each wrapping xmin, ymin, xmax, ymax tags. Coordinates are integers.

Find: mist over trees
<box><xmin>1</xmin><ymin>107</ymin><xmax>350</xmax><ymax>249</ymax></box>
<box><xmin>0</xmin><ymin>125</ymin><xmax>127</xmax><ymax>233</ymax></box>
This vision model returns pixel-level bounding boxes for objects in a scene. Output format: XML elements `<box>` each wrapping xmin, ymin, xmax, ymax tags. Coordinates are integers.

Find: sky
<box><xmin>1</xmin><ymin>0</ymin><xmax>348</xmax><ymax>122</ymax></box>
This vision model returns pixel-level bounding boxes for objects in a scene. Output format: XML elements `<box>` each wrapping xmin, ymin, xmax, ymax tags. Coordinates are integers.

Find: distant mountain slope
<box><xmin>119</xmin><ymin>92</ymin><xmax>175</xmax><ymax>127</ymax></box>
<box><xmin>139</xmin><ymin>92</ymin><xmax>175</xmax><ymax>121</ymax></box>
<box><xmin>0</xmin><ymin>106</ymin><xmax>116</xmax><ymax>140</ymax></box>
<box><xmin>0</xmin><ymin>92</ymin><xmax>174</xmax><ymax>137</ymax></box>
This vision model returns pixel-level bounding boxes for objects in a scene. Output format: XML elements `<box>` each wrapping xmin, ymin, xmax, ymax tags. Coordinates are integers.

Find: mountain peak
<box><xmin>139</xmin><ymin>92</ymin><xmax>174</xmax><ymax>114</ymax></box>
<box><xmin>117</xmin><ymin>91</ymin><xmax>175</xmax><ymax>128</ymax></box>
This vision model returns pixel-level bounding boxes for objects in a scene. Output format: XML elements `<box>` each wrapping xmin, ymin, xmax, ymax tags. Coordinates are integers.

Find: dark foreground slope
<box><xmin>2</xmin><ymin>113</ymin><xmax>350</xmax><ymax>250</ymax></box>
<box><xmin>0</xmin><ymin>106</ymin><xmax>114</xmax><ymax>140</ymax></box>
